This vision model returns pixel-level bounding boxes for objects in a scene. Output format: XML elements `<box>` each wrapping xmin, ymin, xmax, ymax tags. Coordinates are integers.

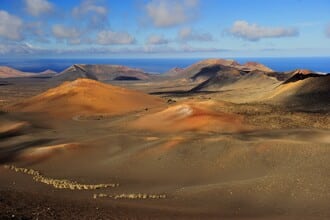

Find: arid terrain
<box><xmin>0</xmin><ymin>59</ymin><xmax>329</xmax><ymax>219</ymax></box>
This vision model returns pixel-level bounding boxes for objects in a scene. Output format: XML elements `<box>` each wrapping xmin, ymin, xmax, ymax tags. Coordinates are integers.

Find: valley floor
<box><xmin>0</xmin><ymin>78</ymin><xmax>329</xmax><ymax>219</ymax></box>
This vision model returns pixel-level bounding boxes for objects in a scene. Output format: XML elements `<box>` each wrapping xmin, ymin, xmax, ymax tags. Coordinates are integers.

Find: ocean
<box><xmin>0</xmin><ymin>57</ymin><xmax>329</xmax><ymax>74</ymax></box>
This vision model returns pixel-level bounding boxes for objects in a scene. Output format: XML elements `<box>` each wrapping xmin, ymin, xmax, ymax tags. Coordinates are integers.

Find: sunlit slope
<box><xmin>11</xmin><ymin>78</ymin><xmax>163</xmax><ymax>118</ymax></box>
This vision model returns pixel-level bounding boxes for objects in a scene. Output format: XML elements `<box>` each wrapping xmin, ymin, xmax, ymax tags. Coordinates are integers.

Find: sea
<box><xmin>0</xmin><ymin>57</ymin><xmax>329</xmax><ymax>74</ymax></box>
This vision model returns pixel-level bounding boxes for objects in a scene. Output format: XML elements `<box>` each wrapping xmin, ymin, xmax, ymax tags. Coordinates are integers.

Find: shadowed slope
<box><xmin>54</xmin><ymin>65</ymin><xmax>98</xmax><ymax>81</ymax></box>
<box><xmin>55</xmin><ymin>64</ymin><xmax>151</xmax><ymax>81</ymax></box>
<box><xmin>242</xmin><ymin>61</ymin><xmax>273</xmax><ymax>72</ymax></box>
<box><xmin>165</xmin><ymin>59</ymin><xmax>273</xmax><ymax>80</ymax></box>
<box><xmin>270</xmin><ymin>74</ymin><xmax>330</xmax><ymax>108</ymax></box>
<box><xmin>283</xmin><ymin>69</ymin><xmax>326</xmax><ymax>84</ymax></box>
<box><xmin>190</xmin><ymin>69</ymin><xmax>243</xmax><ymax>92</ymax></box>
<box><xmin>191</xmin><ymin>70</ymin><xmax>279</xmax><ymax>93</ymax></box>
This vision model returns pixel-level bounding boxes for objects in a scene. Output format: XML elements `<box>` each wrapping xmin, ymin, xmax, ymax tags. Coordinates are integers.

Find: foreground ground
<box><xmin>0</xmin><ymin>71</ymin><xmax>329</xmax><ymax>219</ymax></box>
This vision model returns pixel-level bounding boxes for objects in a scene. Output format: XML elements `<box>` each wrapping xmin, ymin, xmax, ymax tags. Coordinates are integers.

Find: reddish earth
<box><xmin>10</xmin><ymin>78</ymin><xmax>164</xmax><ymax>118</ymax></box>
<box><xmin>130</xmin><ymin>101</ymin><xmax>250</xmax><ymax>133</ymax></box>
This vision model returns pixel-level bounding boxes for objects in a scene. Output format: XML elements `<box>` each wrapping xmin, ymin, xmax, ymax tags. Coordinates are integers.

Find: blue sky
<box><xmin>0</xmin><ymin>0</ymin><xmax>329</xmax><ymax>58</ymax></box>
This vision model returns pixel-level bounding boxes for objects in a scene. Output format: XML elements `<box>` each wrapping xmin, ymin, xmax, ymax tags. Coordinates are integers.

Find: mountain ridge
<box><xmin>0</xmin><ymin>66</ymin><xmax>33</xmax><ymax>78</ymax></box>
<box><xmin>54</xmin><ymin>64</ymin><xmax>151</xmax><ymax>81</ymax></box>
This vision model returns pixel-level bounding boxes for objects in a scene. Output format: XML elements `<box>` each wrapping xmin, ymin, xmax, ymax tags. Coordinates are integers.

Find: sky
<box><xmin>0</xmin><ymin>0</ymin><xmax>330</xmax><ymax>58</ymax></box>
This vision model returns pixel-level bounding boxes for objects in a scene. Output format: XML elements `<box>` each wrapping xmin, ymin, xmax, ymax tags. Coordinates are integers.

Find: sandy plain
<box><xmin>0</xmin><ymin>60</ymin><xmax>329</xmax><ymax>219</ymax></box>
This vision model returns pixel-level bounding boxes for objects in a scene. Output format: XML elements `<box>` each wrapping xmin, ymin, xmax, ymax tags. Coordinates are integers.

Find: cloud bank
<box><xmin>96</xmin><ymin>30</ymin><xmax>135</xmax><ymax>45</ymax></box>
<box><xmin>24</xmin><ymin>0</ymin><xmax>54</xmax><ymax>16</ymax></box>
<box><xmin>230</xmin><ymin>20</ymin><xmax>299</xmax><ymax>41</ymax></box>
<box><xmin>326</xmin><ymin>25</ymin><xmax>330</xmax><ymax>38</ymax></box>
<box><xmin>0</xmin><ymin>10</ymin><xmax>23</xmax><ymax>40</ymax></box>
<box><xmin>146</xmin><ymin>35</ymin><xmax>169</xmax><ymax>45</ymax></box>
<box><xmin>52</xmin><ymin>24</ymin><xmax>82</xmax><ymax>45</ymax></box>
<box><xmin>72</xmin><ymin>0</ymin><xmax>108</xmax><ymax>28</ymax></box>
<box><xmin>145</xmin><ymin>0</ymin><xmax>199</xmax><ymax>27</ymax></box>
<box><xmin>178</xmin><ymin>27</ymin><xmax>213</xmax><ymax>41</ymax></box>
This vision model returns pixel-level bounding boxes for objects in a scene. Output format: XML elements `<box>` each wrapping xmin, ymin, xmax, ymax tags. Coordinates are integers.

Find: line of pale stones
<box><xmin>3</xmin><ymin>165</ymin><xmax>166</xmax><ymax>200</ymax></box>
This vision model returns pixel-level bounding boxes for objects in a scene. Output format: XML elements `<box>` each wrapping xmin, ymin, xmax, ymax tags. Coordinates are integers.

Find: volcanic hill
<box><xmin>0</xmin><ymin>66</ymin><xmax>32</xmax><ymax>78</ymax></box>
<box><xmin>55</xmin><ymin>64</ymin><xmax>151</xmax><ymax>81</ymax></box>
<box><xmin>165</xmin><ymin>59</ymin><xmax>274</xmax><ymax>80</ymax></box>
<box><xmin>11</xmin><ymin>78</ymin><xmax>164</xmax><ymax>118</ymax></box>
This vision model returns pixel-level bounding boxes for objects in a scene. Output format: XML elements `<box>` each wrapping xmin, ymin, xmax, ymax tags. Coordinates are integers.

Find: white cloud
<box><xmin>146</xmin><ymin>34</ymin><xmax>169</xmax><ymax>45</ymax></box>
<box><xmin>180</xmin><ymin>44</ymin><xmax>228</xmax><ymax>53</ymax></box>
<box><xmin>72</xmin><ymin>0</ymin><xmax>108</xmax><ymax>28</ymax></box>
<box><xmin>326</xmin><ymin>25</ymin><xmax>330</xmax><ymax>38</ymax></box>
<box><xmin>52</xmin><ymin>24</ymin><xmax>81</xmax><ymax>40</ymax></box>
<box><xmin>0</xmin><ymin>42</ymin><xmax>231</xmax><ymax>57</ymax></box>
<box><xmin>96</xmin><ymin>30</ymin><xmax>135</xmax><ymax>45</ymax></box>
<box><xmin>24</xmin><ymin>0</ymin><xmax>54</xmax><ymax>16</ymax></box>
<box><xmin>24</xmin><ymin>21</ymin><xmax>50</xmax><ymax>43</ymax></box>
<box><xmin>0</xmin><ymin>42</ymin><xmax>48</xmax><ymax>55</ymax></box>
<box><xmin>184</xmin><ymin>0</ymin><xmax>199</xmax><ymax>7</ymax></box>
<box><xmin>25</xmin><ymin>22</ymin><xmax>44</xmax><ymax>37</ymax></box>
<box><xmin>0</xmin><ymin>10</ymin><xmax>23</xmax><ymax>40</ymax></box>
<box><xmin>73</xmin><ymin>0</ymin><xmax>107</xmax><ymax>17</ymax></box>
<box><xmin>229</xmin><ymin>20</ymin><xmax>299</xmax><ymax>41</ymax></box>
<box><xmin>145</xmin><ymin>0</ymin><xmax>199</xmax><ymax>27</ymax></box>
<box><xmin>141</xmin><ymin>44</ymin><xmax>227</xmax><ymax>54</ymax></box>
<box><xmin>178</xmin><ymin>27</ymin><xmax>213</xmax><ymax>41</ymax></box>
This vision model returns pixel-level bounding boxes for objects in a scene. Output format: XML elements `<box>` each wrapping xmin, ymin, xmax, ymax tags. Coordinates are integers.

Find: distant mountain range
<box><xmin>0</xmin><ymin>66</ymin><xmax>57</xmax><ymax>78</ymax></box>
<box><xmin>0</xmin><ymin>66</ymin><xmax>33</xmax><ymax>78</ymax></box>
<box><xmin>164</xmin><ymin>59</ymin><xmax>274</xmax><ymax>79</ymax></box>
<box><xmin>54</xmin><ymin>64</ymin><xmax>152</xmax><ymax>81</ymax></box>
<box><xmin>1</xmin><ymin>58</ymin><xmax>329</xmax><ymax>109</ymax></box>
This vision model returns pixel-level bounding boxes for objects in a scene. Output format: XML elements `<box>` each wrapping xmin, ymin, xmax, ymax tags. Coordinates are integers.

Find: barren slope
<box><xmin>165</xmin><ymin>58</ymin><xmax>273</xmax><ymax>80</ymax></box>
<box><xmin>131</xmin><ymin>101</ymin><xmax>250</xmax><ymax>133</ymax></box>
<box><xmin>0</xmin><ymin>66</ymin><xmax>32</xmax><ymax>78</ymax></box>
<box><xmin>269</xmin><ymin>73</ymin><xmax>330</xmax><ymax>108</ymax></box>
<box><xmin>10</xmin><ymin>78</ymin><xmax>164</xmax><ymax>118</ymax></box>
<box><xmin>55</xmin><ymin>64</ymin><xmax>151</xmax><ymax>81</ymax></box>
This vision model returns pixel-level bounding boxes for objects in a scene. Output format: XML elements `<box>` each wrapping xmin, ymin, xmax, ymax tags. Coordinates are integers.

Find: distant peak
<box><xmin>242</xmin><ymin>62</ymin><xmax>274</xmax><ymax>72</ymax></box>
<box><xmin>283</xmin><ymin>69</ymin><xmax>326</xmax><ymax>84</ymax></box>
<box><xmin>39</xmin><ymin>69</ymin><xmax>57</xmax><ymax>74</ymax></box>
<box><xmin>197</xmin><ymin>58</ymin><xmax>239</xmax><ymax>66</ymax></box>
<box><xmin>193</xmin><ymin>58</ymin><xmax>273</xmax><ymax>72</ymax></box>
<box><xmin>0</xmin><ymin>66</ymin><xmax>32</xmax><ymax>78</ymax></box>
<box><xmin>169</xmin><ymin>67</ymin><xmax>184</xmax><ymax>72</ymax></box>
<box><xmin>292</xmin><ymin>69</ymin><xmax>314</xmax><ymax>75</ymax></box>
